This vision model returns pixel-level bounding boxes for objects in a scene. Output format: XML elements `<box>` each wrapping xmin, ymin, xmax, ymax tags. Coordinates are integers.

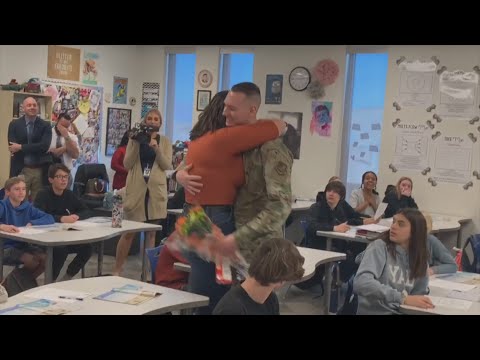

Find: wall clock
<box><xmin>289</xmin><ymin>66</ymin><xmax>311</xmax><ymax>91</ymax></box>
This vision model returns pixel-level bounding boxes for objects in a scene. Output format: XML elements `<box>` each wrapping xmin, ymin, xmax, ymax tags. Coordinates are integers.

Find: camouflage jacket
<box><xmin>233</xmin><ymin>137</ymin><xmax>293</xmax><ymax>262</ymax></box>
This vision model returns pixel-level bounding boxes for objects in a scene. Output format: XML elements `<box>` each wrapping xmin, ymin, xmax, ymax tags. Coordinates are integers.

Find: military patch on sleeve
<box><xmin>274</xmin><ymin>161</ymin><xmax>288</xmax><ymax>176</ymax></box>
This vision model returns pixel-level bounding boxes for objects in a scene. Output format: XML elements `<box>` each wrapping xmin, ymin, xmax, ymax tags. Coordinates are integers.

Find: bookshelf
<box><xmin>0</xmin><ymin>90</ymin><xmax>53</xmax><ymax>186</ymax></box>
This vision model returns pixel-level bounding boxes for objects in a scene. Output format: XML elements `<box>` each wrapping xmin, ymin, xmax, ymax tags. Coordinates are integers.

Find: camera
<box><xmin>129</xmin><ymin>122</ymin><xmax>160</xmax><ymax>144</ymax></box>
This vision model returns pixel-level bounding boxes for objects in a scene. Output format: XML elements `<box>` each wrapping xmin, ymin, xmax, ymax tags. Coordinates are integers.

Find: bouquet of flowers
<box><xmin>172</xmin><ymin>206</ymin><xmax>248</xmax><ymax>284</ymax></box>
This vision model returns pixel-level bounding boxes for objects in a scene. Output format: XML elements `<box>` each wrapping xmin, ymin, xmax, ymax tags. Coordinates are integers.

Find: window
<box><xmin>341</xmin><ymin>52</ymin><xmax>389</xmax><ymax>199</ymax></box>
<box><xmin>164</xmin><ymin>53</ymin><xmax>196</xmax><ymax>142</ymax></box>
<box><xmin>218</xmin><ymin>53</ymin><xmax>254</xmax><ymax>91</ymax></box>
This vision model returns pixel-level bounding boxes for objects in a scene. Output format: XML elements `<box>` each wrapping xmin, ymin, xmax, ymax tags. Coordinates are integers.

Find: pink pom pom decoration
<box><xmin>313</xmin><ymin>59</ymin><xmax>339</xmax><ymax>86</ymax></box>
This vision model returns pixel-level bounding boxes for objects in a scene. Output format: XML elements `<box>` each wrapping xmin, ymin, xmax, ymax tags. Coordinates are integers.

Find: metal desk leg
<box><xmin>141</xmin><ymin>241</ymin><xmax>147</xmax><ymax>282</ymax></box>
<box><xmin>324</xmin><ymin>262</ymin><xmax>333</xmax><ymax>315</ymax></box>
<box><xmin>98</xmin><ymin>241</ymin><xmax>104</xmax><ymax>276</ymax></box>
<box><xmin>0</xmin><ymin>239</ymin><xmax>4</xmax><ymax>281</ymax></box>
<box><xmin>326</xmin><ymin>237</ymin><xmax>332</xmax><ymax>251</ymax></box>
<box><xmin>45</xmin><ymin>247</ymin><xmax>53</xmax><ymax>284</ymax></box>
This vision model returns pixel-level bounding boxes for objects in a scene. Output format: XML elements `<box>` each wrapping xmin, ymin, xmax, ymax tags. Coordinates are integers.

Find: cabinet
<box><xmin>0</xmin><ymin>90</ymin><xmax>53</xmax><ymax>187</ymax></box>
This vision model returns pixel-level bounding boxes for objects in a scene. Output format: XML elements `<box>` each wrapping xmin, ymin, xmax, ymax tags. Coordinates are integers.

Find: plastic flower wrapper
<box><xmin>171</xmin><ymin>206</ymin><xmax>249</xmax><ymax>284</ymax></box>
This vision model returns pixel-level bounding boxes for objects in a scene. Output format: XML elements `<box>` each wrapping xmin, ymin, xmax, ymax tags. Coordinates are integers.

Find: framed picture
<box><xmin>196</xmin><ymin>90</ymin><xmax>211</xmax><ymax>111</ymax></box>
<box><xmin>265</xmin><ymin>74</ymin><xmax>283</xmax><ymax>104</ymax></box>
<box><xmin>105</xmin><ymin>107</ymin><xmax>132</xmax><ymax>156</ymax></box>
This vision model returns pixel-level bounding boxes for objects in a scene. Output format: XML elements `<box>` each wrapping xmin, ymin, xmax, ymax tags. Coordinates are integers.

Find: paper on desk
<box><xmin>429</xmin><ymin>278</ymin><xmax>476</xmax><ymax>292</ymax></box>
<box><xmin>344</xmin><ymin>228</ymin><xmax>357</xmax><ymax>238</ymax></box>
<box><xmin>17</xmin><ymin>227</ymin><xmax>50</xmax><ymax>235</ymax></box>
<box><xmin>374</xmin><ymin>203</ymin><xmax>388</xmax><ymax>220</ymax></box>
<box><xmin>25</xmin><ymin>288</ymin><xmax>91</xmax><ymax>303</ymax></box>
<box><xmin>447</xmin><ymin>287</ymin><xmax>480</xmax><ymax>302</ymax></box>
<box><xmin>356</xmin><ymin>224</ymin><xmax>390</xmax><ymax>233</ymax></box>
<box><xmin>428</xmin><ymin>296</ymin><xmax>473</xmax><ymax>311</ymax></box>
<box><xmin>68</xmin><ymin>220</ymin><xmax>107</xmax><ymax>228</ymax></box>
<box><xmin>83</xmin><ymin>217</ymin><xmax>111</xmax><ymax>223</ymax></box>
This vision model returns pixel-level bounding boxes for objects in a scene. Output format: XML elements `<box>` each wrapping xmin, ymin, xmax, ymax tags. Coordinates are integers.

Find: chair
<box><xmin>73</xmin><ymin>164</ymin><xmax>110</xmax><ymax>209</ymax></box>
<box><xmin>145</xmin><ymin>245</ymin><xmax>164</xmax><ymax>284</ymax></box>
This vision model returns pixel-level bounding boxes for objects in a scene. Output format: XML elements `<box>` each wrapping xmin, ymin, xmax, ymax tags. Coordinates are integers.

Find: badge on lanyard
<box><xmin>143</xmin><ymin>164</ymin><xmax>151</xmax><ymax>178</ymax></box>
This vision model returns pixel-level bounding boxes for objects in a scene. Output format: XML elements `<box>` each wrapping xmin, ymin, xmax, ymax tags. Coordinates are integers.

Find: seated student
<box><xmin>34</xmin><ymin>164</ymin><xmax>93</xmax><ymax>282</ymax></box>
<box><xmin>304</xmin><ymin>181</ymin><xmax>377</xmax><ymax>283</ymax></box>
<box><xmin>383</xmin><ymin>177</ymin><xmax>418</xmax><ymax>218</ymax></box>
<box><xmin>354</xmin><ymin>208</ymin><xmax>433</xmax><ymax>315</ymax></box>
<box><xmin>423</xmin><ymin>212</ymin><xmax>457</xmax><ymax>276</ymax></box>
<box><xmin>349</xmin><ymin>171</ymin><xmax>380</xmax><ymax>218</ymax></box>
<box><xmin>316</xmin><ymin>176</ymin><xmax>341</xmax><ymax>203</ymax></box>
<box><xmin>384</xmin><ymin>184</ymin><xmax>395</xmax><ymax>197</ymax></box>
<box><xmin>155</xmin><ymin>234</ymin><xmax>189</xmax><ymax>290</ymax></box>
<box><xmin>0</xmin><ymin>177</ymin><xmax>54</xmax><ymax>279</ymax></box>
<box><xmin>213</xmin><ymin>237</ymin><xmax>305</xmax><ymax>315</ymax></box>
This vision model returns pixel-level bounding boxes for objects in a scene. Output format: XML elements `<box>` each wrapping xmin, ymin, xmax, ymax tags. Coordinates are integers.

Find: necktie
<box><xmin>26</xmin><ymin>121</ymin><xmax>33</xmax><ymax>143</ymax></box>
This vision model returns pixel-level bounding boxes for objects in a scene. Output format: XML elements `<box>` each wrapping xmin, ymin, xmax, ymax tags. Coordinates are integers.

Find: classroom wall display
<box><xmin>267</xmin><ymin>111</ymin><xmax>303</xmax><ymax>159</ymax></box>
<box><xmin>392</xmin><ymin>123</ymin><xmax>431</xmax><ymax>171</ymax></box>
<box><xmin>265</xmin><ymin>74</ymin><xmax>283</xmax><ymax>104</ymax></box>
<box><xmin>82</xmin><ymin>51</ymin><xmax>99</xmax><ymax>85</ymax></box>
<box><xmin>310</xmin><ymin>100</ymin><xmax>332</xmax><ymax>137</ymax></box>
<box><xmin>431</xmin><ymin>135</ymin><xmax>473</xmax><ymax>184</ymax></box>
<box><xmin>397</xmin><ymin>59</ymin><xmax>437</xmax><ymax>108</ymax></box>
<box><xmin>41</xmin><ymin>80</ymin><xmax>103</xmax><ymax>165</ymax></box>
<box><xmin>105</xmin><ymin>108</ymin><xmax>131</xmax><ymax>156</ymax></box>
<box><xmin>141</xmin><ymin>82</ymin><xmax>160</xmax><ymax>118</ymax></box>
<box><xmin>437</xmin><ymin>70</ymin><xmax>479</xmax><ymax>119</ymax></box>
<box><xmin>47</xmin><ymin>46</ymin><xmax>81</xmax><ymax>82</ymax></box>
<box><xmin>113</xmin><ymin>77</ymin><xmax>128</xmax><ymax>104</ymax></box>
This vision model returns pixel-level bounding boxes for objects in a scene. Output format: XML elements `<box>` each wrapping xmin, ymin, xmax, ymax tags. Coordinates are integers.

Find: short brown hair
<box><xmin>325</xmin><ymin>180</ymin><xmax>346</xmax><ymax>200</ymax></box>
<box><xmin>48</xmin><ymin>163</ymin><xmax>70</xmax><ymax>179</ymax></box>
<box><xmin>4</xmin><ymin>177</ymin><xmax>25</xmax><ymax>191</ymax></box>
<box><xmin>248</xmin><ymin>238</ymin><xmax>305</xmax><ymax>286</ymax></box>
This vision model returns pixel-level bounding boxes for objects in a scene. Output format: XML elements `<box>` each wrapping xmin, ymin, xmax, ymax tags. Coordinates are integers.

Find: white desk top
<box><xmin>0</xmin><ymin>220</ymin><xmax>162</xmax><ymax>247</ymax></box>
<box><xmin>400</xmin><ymin>273</ymin><xmax>480</xmax><ymax>315</ymax></box>
<box><xmin>316</xmin><ymin>228</ymin><xmax>371</xmax><ymax>245</ymax></box>
<box><xmin>0</xmin><ymin>276</ymin><xmax>208</xmax><ymax>315</ymax></box>
<box><xmin>294</xmin><ymin>246</ymin><xmax>346</xmax><ymax>283</ymax></box>
<box><xmin>379</xmin><ymin>213</ymin><xmax>470</xmax><ymax>234</ymax></box>
<box><xmin>291</xmin><ymin>200</ymin><xmax>315</xmax><ymax>211</ymax></box>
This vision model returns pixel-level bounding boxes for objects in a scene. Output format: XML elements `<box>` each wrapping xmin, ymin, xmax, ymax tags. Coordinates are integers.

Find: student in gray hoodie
<box><xmin>353</xmin><ymin>208</ymin><xmax>434</xmax><ymax>315</ymax></box>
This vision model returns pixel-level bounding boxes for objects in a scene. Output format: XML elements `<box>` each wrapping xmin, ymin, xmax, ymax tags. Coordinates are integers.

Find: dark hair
<box><xmin>57</xmin><ymin>113</ymin><xmax>72</xmax><ymax>121</ymax></box>
<box><xmin>248</xmin><ymin>238</ymin><xmax>305</xmax><ymax>286</ymax></box>
<box><xmin>231</xmin><ymin>82</ymin><xmax>261</xmax><ymax>105</ymax></box>
<box><xmin>385</xmin><ymin>184</ymin><xmax>396</xmax><ymax>196</ymax></box>
<box><xmin>118</xmin><ymin>130</ymin><xmax>130</xmax><ymax>148</ymax></box>
<box><xmin>385</xmin><ymin>208</ymin><xmax>428</xmax><ymax>280</ymax></box>
<box><xmin>48</xmin><ymin>163</ymin><xmax>70</xmax><ymax>179</ymax></box>
<box><xmin>189</xmin><ymin>90</ymin><xmax>229</xmax><ymax>141</ymax></box>
<box><xmin>325</xmin><ymin>180</ymin><xmax>346</xmax><ymax>201</ymax></box>
<box><xmin>361</xmin><ymin>171</ymin><xmax>379</xmax><ymax>195</ymax></box>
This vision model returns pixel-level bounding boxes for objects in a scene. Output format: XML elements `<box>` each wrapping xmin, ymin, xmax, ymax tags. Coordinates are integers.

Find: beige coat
<box><xmin>123</xmin><ymin>136</ymin><xmax>172</xmax><ymax>222</ymax></box>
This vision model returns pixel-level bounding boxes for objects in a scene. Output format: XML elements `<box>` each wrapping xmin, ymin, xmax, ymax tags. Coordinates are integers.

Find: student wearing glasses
<box><xmin>34</xmin><ymin>164</ymin><xmax>93</xmax><ymax>281</ymax></box>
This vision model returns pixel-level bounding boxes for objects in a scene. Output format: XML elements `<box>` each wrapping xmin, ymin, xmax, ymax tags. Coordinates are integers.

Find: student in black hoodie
<box><xmin>383</xmin><ymin>177</ymin><xmax>418</xmax><ymax>218</ymax></box>
<box><xmin>34</xmin><ymin>164</ymin><xmax>93</xmax><ymax>281</ymax></box>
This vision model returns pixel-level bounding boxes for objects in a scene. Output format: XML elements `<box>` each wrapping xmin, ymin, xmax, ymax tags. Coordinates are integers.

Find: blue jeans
<box><xmin>182</xmin><ymin>204</ymin><xmax>235</xmax><ymax>315</ymax></box>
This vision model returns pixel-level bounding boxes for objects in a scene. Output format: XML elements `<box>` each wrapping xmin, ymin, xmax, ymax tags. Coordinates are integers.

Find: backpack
<box><xmin>337</xmin><ymin>274</ymin><xmax>358</xmax><ymax>315</ymax></box>
<box><xmin>461</xmin><ymin>234</ymin><xmax>480</xmax><ymax>274</ymax></box>
<box><xmin>2</xmin><ymin>268</ymin><xmax>38</xmax><ymax>296</ymax></box>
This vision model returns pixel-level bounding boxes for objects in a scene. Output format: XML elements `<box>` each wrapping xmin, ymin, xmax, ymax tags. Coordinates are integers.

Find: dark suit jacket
<box><xmin>8</xmin><ymin>116</ymin><xmax>52</xmax><ymax>177</ymax></box>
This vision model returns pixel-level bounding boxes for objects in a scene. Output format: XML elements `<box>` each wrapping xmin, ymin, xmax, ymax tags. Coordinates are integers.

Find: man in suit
<box><xmin>8</xmin><ymin>97</ymin><xmax>52</xmax><ymax>201</ymax></box>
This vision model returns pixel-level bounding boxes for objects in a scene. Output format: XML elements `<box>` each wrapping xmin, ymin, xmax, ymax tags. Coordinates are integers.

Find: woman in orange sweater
<box><xmin>180</xmin><ymin>90</ymin><xmax>286</xmax><ymax>314</ymax></box>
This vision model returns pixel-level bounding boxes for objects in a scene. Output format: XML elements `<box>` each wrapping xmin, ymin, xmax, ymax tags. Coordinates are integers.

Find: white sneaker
<box><xmin>0</xmin><ymin>285</ymin><xmax>8</xmax><ymax>303</ymax></box>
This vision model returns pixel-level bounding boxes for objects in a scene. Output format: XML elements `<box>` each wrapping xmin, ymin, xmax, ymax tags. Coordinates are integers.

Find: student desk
<box><xmin>0</xmin><ymin>221</ymin><xmax>162</xmax><ymax>284</ymax></box>
<box><xmin>0</xmin><ymin>276</ymin><xmax>208</xmax><ymax>315</ymax></box>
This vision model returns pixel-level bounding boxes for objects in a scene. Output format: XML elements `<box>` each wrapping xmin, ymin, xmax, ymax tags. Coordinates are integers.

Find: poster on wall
<box><xmin>265</xmin><ymin>75</ymin><xmax>283</xmax><ymax>104</ymax></box>
<box><xmin>47</xmin><ymin>45</ymin><xmax>81</xmax><ymax>82</ymax></box>
<box><xmin>141</xmin><ymin>82</ymin><xmax>160</xmax><ymax>118</ymax></box>
<box><xmin>41</xmin><ymin>80</ymin><xmax>103</xmax><ymax>166</ymax></box>
<box><xmin>310</xmin><ymin>101</ymin><xmax>332</xmax><ymax>137</ymax></box>
<box><xmin>431</xmin><ymin>135</ymin><xmax>473</xmax><ymax>184</ymax></box>
<box><xmin>392</xmin><ymin>123</ymin><xmax>431</xmax><ymax>171</ymax></box>
<box><xmin>113</xmin><ymin>77</ymin><xmax>128</xmax><ymax>104</ymax></box>
<box><xmin>82</xmin><ymin>52</ymin><xmax>99</xmax><ymax>85</ymax></box>
<box><xmin>105</xmin><ymin>108</ymin><xmax>131</xmax><ymax>156</ymax></box>
<box><xmin>267</xmin><ymin>111</ymin><xmax>303</xmax><ymax>159</ymax></box>
<box><xmin>437</xmin><ymin>70</ymin><xmax>478</xmax><ymax>119</ymax></box>
<box><xmin>398</xmin><ymin>60</ymin><xmax>436</xmax><ymax>107</ymax></box>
